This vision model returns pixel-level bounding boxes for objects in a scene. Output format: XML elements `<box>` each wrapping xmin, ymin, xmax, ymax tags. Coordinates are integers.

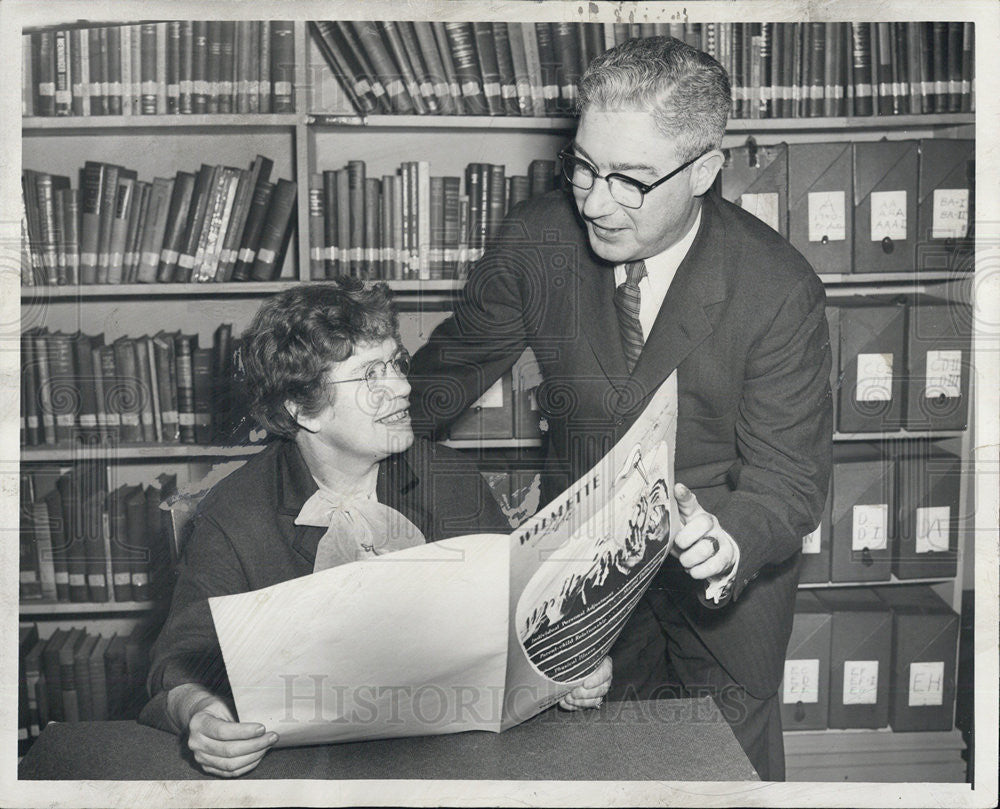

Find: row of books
<box><xmin>827</xmin><ymin>301</ymin><xmax>971</xmax><ymax>435</ymax></box>
<box><xmin>22</xmin><ymin>21</ymin><xmax>296</xmax><ymax>118</ymax></box>
<box><xmin>801</xmin><ymin>445</ymin><xmax>962</xmax><ymax>585</ymax></box>
<box><xmin>18</xmin><ymin>464</ymin><xmax>177</xmax><ymax>605</ymax></box>
<box><xmin>18</xmin><ymin>623</ymin><xmax>156</xmax><ymax>752</ymax></box>
<box><xmin>311</xmin><ymin>20</ymin><xmax>975</xmax><ymax>119</ymax></box>
<box><xmin>20</xmin><ymin>324</ymin><xmax>244</xmax><ymax>448</ymax></box>
<box><xmin>21</xmin><ymin>156</ymin><xmax>297</xmax><ymax>286</ymax></box>
<box><xmin>782</xmin><ymin>585</ymin><xmax>958</xmax><ymax>733</ymax></box>
<box><xmin>308</xmin><ymin>158</ymin><xmax>557</xmax><ymax>280</ymax></box>
<box><xmin>719</xmin><ymin>138</ymin><xmax>974</xmax><ymax>275</ymax></box>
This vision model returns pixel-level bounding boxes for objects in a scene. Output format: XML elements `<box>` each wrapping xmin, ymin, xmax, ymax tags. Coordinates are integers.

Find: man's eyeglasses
<box><xmin>327</xmin><ymin>349</ymin><xmax>411</xmax><ymax>392</ymax></box>
<box><xmin>558</xmin><ymin>147</ymin><xmax>704</xmax><ymax>209</ymax></box>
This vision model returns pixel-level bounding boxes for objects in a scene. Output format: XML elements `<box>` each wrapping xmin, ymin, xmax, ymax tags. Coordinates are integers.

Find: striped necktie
<box><xmin>614</xmin><ymin>260</ymin><xmax>647</xmax><ymax>373</ymax></box>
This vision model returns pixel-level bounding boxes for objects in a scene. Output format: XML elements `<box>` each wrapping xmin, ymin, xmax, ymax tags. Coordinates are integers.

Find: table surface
<box><xmin>18</xmin><ymin>697</ymin><xmax>758</xmax><ymax>781</ymax></box>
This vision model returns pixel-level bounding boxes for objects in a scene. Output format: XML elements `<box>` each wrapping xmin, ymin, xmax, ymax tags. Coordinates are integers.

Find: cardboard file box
<box><xmin>872</xmin><ymin>585</ymin><xmax>958</xmax><ymax>732</ymax></box>
<box><xmin>894</xmin><ymin>446</ymin><xmax>960</xmax><ymax>580</ymax></box>
<box><xmin>837</xmin><ymin>303</ymin><xmax>907</xmax><ymax>433</ymax></box>
<box><xmin>788</xmin><ymin>142</ymin><xmax>854</xmax><ymax>275</ymax></box>
<box><xmin>720</xmin><ymin>142</ymin><xmax>789</xmax><ymax>238</ymax></box>
<box><xmin>780</xmin><ymin>591</ymin><xmax>832</xmax><ymax>731</ymax></box>
<box><xmin>831</xmin><ymin>455</ymin><xmax>894</xmax><ymax>583</ymax></box>
<box><xmin>916</xmin><ymin>139</ymin><xmax>975</xmax><ymax>272</ymax></box>
<box><xmin>449</xmin><ymin>371</ymin><xmax>514</xmax><ymax>440</ymax></box>
<box><xmin>799</xmin><ymin>477</ymin><xmax>832</xmax><ymax>584</ymax></box>
<box><xmin>905</xmin><ymin>302</ymin><xmax>972</xmax><ymax>431</ymax></box>
<box><xmin>852</xmin><ymin>140</ymin><xmax>919</xmax><ymax>274</ymax></box>
<box><xmin>813</xmin><ymin>589</ymin><xmax>893</xmax><ymax>729</ymax></box>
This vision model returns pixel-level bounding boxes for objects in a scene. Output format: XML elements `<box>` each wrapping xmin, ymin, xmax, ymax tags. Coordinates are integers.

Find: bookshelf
<box><xmin>17</xmin><ymin>15</ymin><xmax>976</xmax><ymax>781</ymax></box>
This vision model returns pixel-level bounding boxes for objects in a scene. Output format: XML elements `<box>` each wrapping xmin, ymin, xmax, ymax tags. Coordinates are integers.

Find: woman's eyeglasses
<box><xmin>328</xmin><ymin>349</ymin><xmax>412</xmax><ymax>392</ymax></box>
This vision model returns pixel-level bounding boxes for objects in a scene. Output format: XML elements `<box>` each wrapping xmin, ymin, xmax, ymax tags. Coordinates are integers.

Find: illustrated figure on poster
<box><xmin>516</xmin><ymin>441</ymin><xmax>673</xmax><ymax>682</ymax></box>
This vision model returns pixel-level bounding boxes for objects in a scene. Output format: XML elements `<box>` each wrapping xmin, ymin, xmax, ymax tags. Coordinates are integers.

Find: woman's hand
<box><xmin>558</xmin><ymin>655</ymin><xmax>613</xmax><ymax>711</ymax></box>
<box><xmin>167</xmin><ymin>683</ymin><xmax>279</xmax><ymax>777</ymax></box>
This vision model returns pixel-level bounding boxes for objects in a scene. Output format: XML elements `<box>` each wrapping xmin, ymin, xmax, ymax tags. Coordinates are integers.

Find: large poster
<box><xmin>210</xmin><ymin>373</ymin><xmax>678</xmax><ymax>746</ymax></box>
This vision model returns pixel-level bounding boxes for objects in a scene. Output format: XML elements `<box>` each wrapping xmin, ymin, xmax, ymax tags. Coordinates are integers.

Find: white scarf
<box><xmin>294</xmin><ymin>484</ymin><xmax>426</xmax><ymax>572</ymax></box>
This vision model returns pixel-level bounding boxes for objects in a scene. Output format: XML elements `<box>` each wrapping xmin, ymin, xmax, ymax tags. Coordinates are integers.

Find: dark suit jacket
<box><xmin>140</xmin><ymin>437</ymin><xmax>508</xmax><ymax>732</ymax></box>
<box><xmin>409</xmin><ymin>190</ymin><xmax>833</xmax><ymax>699</ymax></box>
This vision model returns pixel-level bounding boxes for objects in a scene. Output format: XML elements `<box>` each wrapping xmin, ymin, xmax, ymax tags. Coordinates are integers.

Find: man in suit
<box><xmin>409</xmin><ymin>36</ymin><xmax>832</xmax><ymax>780</ymax></box>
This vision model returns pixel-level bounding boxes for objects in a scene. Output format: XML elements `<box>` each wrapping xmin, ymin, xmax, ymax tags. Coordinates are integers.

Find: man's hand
<box><xmin>167</xmin><ymin>683</ymin><xmax>279</xmax><ymax>778</ymax></box>
<box><xmin>672</xmin><ymin>483</ymin><xmax>738</xmax><ymax>580</ymax></box>
<box><xmin>559</xmin><ymin>655</ymin><xmax>612</xmax><ymax>711</ymax></box>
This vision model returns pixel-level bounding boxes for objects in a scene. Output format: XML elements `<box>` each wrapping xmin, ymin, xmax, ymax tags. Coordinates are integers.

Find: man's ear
<box><xmin>285</xmin><ymin>400</ymin><xmax>320</xmax><ymax>434</ymax></box>
<box><xmin>690</xmin><ymin>150</ymin><xmax>724</xmax><ymax>196</ymax></box>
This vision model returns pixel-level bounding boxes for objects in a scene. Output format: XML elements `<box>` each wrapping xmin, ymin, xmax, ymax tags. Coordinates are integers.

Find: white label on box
<box><xmin>843</xmin><ymin>660</ymin><xmax>879</xmax><ymax>705</ymax></box>
<box><xmin>856</xmin><ymin>353</ymin><xmax>894</xmax><ymax>402</ymax></box>
<box><xmin>908</xmin><ymin>661</ymin><xmax>945</xmax><ymax>706</ymax></box>
<box><xmin>926</xmin><ymin>350</ymin><xmax>962</xmax><ymax>399</ymax></box>
<box><xmin>782</xmin><ymin>659</ymin><xmax>820</xmax><ymax>704</ymax></box>
<box><xmin>802</xmin><ymin>525</ymin><xmax>822</xmax><ymax>554</ymax></box>
<box><xmin>740</xmin><ymin>192</ymin><xmax>780</xmax><ymax>232</ymax></box>
<box><xmin>932</xmin><ymin>189</ymin><xmax>969</xmax><ymax>239</ymax></box>
<box><xmin>916</xmin><ymin>506</ymin><xmax>951</xmax><ymax>553</ymax></box>
<box><xmin>472</xmin><ymin>378</ymin><xmax>505</xmax><ymax>409</ymax></box>
<box><xmin>852</xmin><ymin>504</ymin><xmax>888</xmax><ymax>550</ymax></box>
<box><xmin>807</xmin><ymin>191</ymin><xmax>846</xmax><ymax>242</ymax></box>
<box><xmin>870</xmin><ymin>190</ymin><xmax>907</xmax><ymax>240</ymax></box>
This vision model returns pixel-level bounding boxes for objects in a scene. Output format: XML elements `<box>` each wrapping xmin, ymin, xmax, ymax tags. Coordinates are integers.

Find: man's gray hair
<box><xmin>578</xmin><ymin>36</ymin><xmax>731</xmax><ymax>161</ymax></box>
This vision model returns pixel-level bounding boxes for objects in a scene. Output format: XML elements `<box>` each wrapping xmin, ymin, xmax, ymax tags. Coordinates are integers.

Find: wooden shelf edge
<box><xmin>21</xmin><ymin>444</ymin><xmax>266</xmax><ymax>461</ymax></box>
<box><xmin>21</xmin><ymin>279</ymin><xmax>465</xmax><ymax>300</ymax></box>
<box><xmin>23</xmin><ymin>113</ymin><xmax>301</xmax><ymax>131</ymax></box>
<box><xmin>19</xmin><ymin>600</ymin><xmax>156</xmax><ymax>615</ymax></box>
<box><xmin>799</xmin><ymin>575</ymin><xmax>956</xmax><ymax>589</ymax></box>
<box><xmin>305</xmin><ymin>112</ymin><xmax>974</xmax><ymax>132</ymax></box>
<box><xmin>834</xmin><ymin>430</ymin><xmax>965</xmax><ymax>441</ymax></box>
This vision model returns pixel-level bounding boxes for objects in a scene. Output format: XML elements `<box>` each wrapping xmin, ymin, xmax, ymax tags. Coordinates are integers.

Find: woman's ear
<box><xmin>285</xmin><ymin>400</ymin><xmax>320</xmax><ymax>434</ymax></box>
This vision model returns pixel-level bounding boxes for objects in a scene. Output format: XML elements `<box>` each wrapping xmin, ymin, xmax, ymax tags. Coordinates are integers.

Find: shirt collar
<box><xmin>614</xmin><ymin>207</ymin><xmax>703</xmax><ymax>291</ymax></box>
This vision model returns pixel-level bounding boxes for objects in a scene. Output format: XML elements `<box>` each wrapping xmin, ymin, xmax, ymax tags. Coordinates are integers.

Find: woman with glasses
<box><xmin>139</xmin><ymin>280</ymin><xmax>611</xmax><ymax>777</ymax></box>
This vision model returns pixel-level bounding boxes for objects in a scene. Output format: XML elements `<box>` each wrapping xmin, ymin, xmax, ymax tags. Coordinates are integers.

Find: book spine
<box><xmin>191</xmin><ymin>21</ymin><xmax>209</xmax><ymax>113</ymax></box>
<box><xmin>551</xmin><ymin>23</ymin><xmax>581</xmax><ymax>114</ymax></box>
<box><xmin>120</xmin><ymin>25</ymin><xmax>132</xmax><ymax>116</ymax></box>
<box><xmin>444</xmin><ymin>22</ymin><xmax>487</xmax><ymax>115</ymax></box>
<box><xmin>153</xmin><ymin>335</ymin><xmax>178</xmax><ymax>441</ymax></box>
<box><xmin>112</xmin><ymin>338</ymin><xmax>142</xmax><ymax>443</ymax></box>
<box><xmin>36</xmin><ymin>31</ymin><xmax>56</xmax><ymax>117</ymax></box>
<box><xmin>192</xmin><ymin>348</ymin><xmax>213</xmax><ymax>443</ymax></box>
<box><xmin>347</xmin><ymin>161</ymin><xmax>366</xmax><ymax>277</ymax></box>
<box><xmin>178</xmin><ymin>21</ymin><xmax>193</xmax><ymax>114</ymax></box>
<box><xmin>250</xmin><ymin>178</ymin><xmax>297</xmax><ymax>281</ymax></box>
<box><xmin>23</xmin><ymin>34</ymin><xmax>34</xmax><ymax>117</ymax></box>
<box><xmin>505</xmin><ymin>23</ymin><xmax>534</xmax><ymax>116</ymax></box>
<box><xmin>126</xmin><ymin>487</ymin><xmax>151</xmax><ymax>599</ymax></box>
<box><xmin>72</xmin><ymin>333</ymin><xmax>98</xmax><ymax>436</ymax></box>
<box><xmin>174</xmin><ymin>335</ymin><xmax>196</xmax><ymax>443</ymax></box>
<box><xmin>429</xmin><ymin>176</ymin><xmax>445</xmax><ymax>280</ymax></box>
<box><xmin>396</xmin><ymin>21</ymin><xmax>439</xmax><ymax>114</ymax></box>
<box><xmin>136</xmin><ymin>177</ymin><xmax>174</xmax><ymax>283</ymax></box>
<box><xmin>54</xmin><ymin>30</ymin><xmax>72</xmax><ymax>116</ymax></box>
<box><xmin>106</xmin><ymin>174</ymin><xmax>136</xmax><ymax>284</ymax></box>
<box><xmin>533</xmin><ymin>23</ymin><xmax>559</xmax><ymax>115</ymax></box>
<box><xmin>167</xmin><ymin>21</ymin><xmax>181</xmax><ymax>113</ymax></box>
<box><xmin>232</xmin><ymin>180</ymin><xmax>274</xmax><ymax>280</ymax></box>
<box><xmin>309</xmin><ymin>174</ymin><xmax>325</xmax><ymax>279</ymax></box>
<box><xmin>218</xmin><ymin>21</ymin><xmax>236</xmax><ymax>114</ymax></box>
<box><xmin>412</xmin><ymin>21</ymin><xmax>454</xmax><ymax>115</ymax></box>
<box><xmin>309</xmin><ymin>21</ymin><xmax>368</xmax><ymax>115</ymax></box>
<box><xmin>431</xmin><ymin>22</ymin><xmax>465</xmax><ymax>114</ymax></box>
<box><xmin>364</xmin><ymin>178</ymin><xmax>381</xmax><ymax>277</ymax></box>
<box><xmin>850</xmin><ymin>23</ymin><xmax>873</xmax><ymax>116</ymax></box>
<box><xmin>961</xmin><ymin>22</ymin><xmax>973</xmax><ymax>113</ymax></box>
<box><xmin>472</xmin><ymin>22</ymin><xmax>503</xmax><ymax>116</ymax></box>
<box><xmin>492</xmin><ymin>22</ymin><xmax>520</xmax><ymax>115</ymax></box>
<box><xmin>270</xmin><ymin>21</ymin><xmax>295</xmax><ymax>113</ymax></box>
<box><xmin>258</xmin><ymin>21</ymin><xmax>272</xmax><ymax>113</ymax></box>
